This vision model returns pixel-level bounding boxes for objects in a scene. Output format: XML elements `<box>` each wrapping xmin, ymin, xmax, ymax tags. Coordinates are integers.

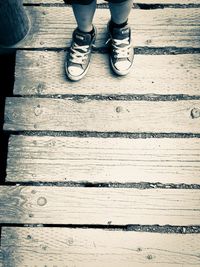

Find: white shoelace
<box><xmin>112</xmin><ymin>37</ymin><xmax>131</xmax><ymax>59</ymax></box>
<box><xmin>70</xmin><ymin>43</ymin><xmax>89</xmax><ymax>64</ymax></box>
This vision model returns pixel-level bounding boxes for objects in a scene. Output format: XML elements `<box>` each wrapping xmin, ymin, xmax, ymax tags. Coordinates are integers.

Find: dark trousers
<box><xmin>64</xmin><ymin>0</ymin><xmax>129</xmax><ymax>5</ymax></box>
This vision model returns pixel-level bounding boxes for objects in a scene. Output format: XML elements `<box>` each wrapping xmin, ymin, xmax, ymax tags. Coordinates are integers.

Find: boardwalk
<box><xmin>0</xmin><ymin>0</ymin><xmax>200</xmax><ymax>266</ymax></box>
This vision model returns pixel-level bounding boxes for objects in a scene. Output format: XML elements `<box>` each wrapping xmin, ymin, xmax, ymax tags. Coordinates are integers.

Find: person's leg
<box><xmin>107</xmin><ymin>0</ymin><xmax>134</xmax><ymax>76</ymax></box>
<box><xmin>109</xmin><ymin>0</ymin><xmax>133</xmax><ymax>25</ymax></box>
<box><xmin>72</xmin><ymin>0</ymin><xmax>96</xmax><ymax>32</ymax></box>
<box><xmin>65</xmin><ymin>0</ymin><xmax>97</xmax><ymax>81</ymax></box>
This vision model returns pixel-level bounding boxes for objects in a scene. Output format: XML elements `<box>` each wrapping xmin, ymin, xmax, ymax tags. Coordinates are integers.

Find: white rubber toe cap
<box><xmin>114</xmin><ymin>61</ymin><xmax>131</xmax><ymax>72</ymax></box>
<box><xmin>68</xmin><ymin>66</ymin><xmax>83</xmax><ymax>77</ymax></box>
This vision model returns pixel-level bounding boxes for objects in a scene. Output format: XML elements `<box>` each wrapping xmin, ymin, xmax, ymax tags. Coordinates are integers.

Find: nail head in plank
<box><xmin>14</xmin><ymin>7</ymin><xmax>200</xmax><ymax>48</ymax></box>
<box><xmin>0</xmin><ymin>186</ymin><xmax>200</xmax><ymax>225</ymax></box>
<box><xmin>6</xmin><ymin>135</ymin><xmax>200</xmax><ymax>184</ymax></box>
<box><xmin>1</xmin><ymin>227</ymin><xmax>200</xmax><ymax>266</ymax></box>
<box><xmin>4</xmin><ymin>98</ymin><xmax>200</xmax><ymax>133</ymax></box>
<box><xmin>14</xmin><ymin>51</ymin><xmax>200</xmax><ymax>96</ymax></box>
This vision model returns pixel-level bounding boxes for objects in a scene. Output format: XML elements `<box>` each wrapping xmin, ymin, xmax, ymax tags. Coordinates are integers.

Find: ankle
<box><xmin>109</xmin><ymin>19</ymin><xmax>128</xmax><ymax>32</ymax></box>
<box><xmin>77</xmin><ymin>25</ymin><xmax>94</xmax><ymax>33</ymax></box>
<box><xmin>77</xmin><ymin>26</ymin><xmax>95</xmax><ymax>36</ymax></box>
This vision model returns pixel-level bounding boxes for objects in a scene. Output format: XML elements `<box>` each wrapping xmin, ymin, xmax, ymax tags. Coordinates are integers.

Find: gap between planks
<box><xmin>12</xmin><ymin>7</ymin><xmax>200</xmax><ymax>48</ymax></box>
<box><xmin>14</xmin><ymin>51</ymin><xmax>200</xmax><ymax>96</ymax></box>
<box><xmin>6</xmin><ymin>135</ymin><xmax>200</xmax><ymax>184</ymax></box>
<box><xmin>0</xmin><ymin>186</ymin><xmax>200</xmax><ymax>225</ymax></box>
<box><xmin>1</xmin><ymin>227</ymin><xmax>200</xmax><ymax>266</ymax></box>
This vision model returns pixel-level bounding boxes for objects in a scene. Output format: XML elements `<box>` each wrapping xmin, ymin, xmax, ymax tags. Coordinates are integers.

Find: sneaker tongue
<box><xmin>112</xmin><ymin>26</ymin><xmax>130</xmax><ymax>40</ymax></box>
<box><xmin>74</xmin><ymin>30</ymin><xmax>92</xmax><ymax>46</ymax></box>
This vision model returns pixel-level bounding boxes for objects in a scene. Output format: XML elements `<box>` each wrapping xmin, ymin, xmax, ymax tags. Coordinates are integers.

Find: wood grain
<box><xmin>14</xmin><ymin>7</ymin><xmax>200</xmax><ymax>48</ymax></box>
<box><xmin>0</xmin><ymin>186</ymin><xmax>200</xmax><ymax>225</ymax></box>
<box><xmin>24</xmin><ymin>0</ymin><xmax>200</xmax><ymax>4</ymax></box>
<box><xmin>4</xmin><ymin>98</ymin><xmax>200</xmax><ymax>133</ymax></box>
<box><xmin>1</xmin><ymin>227</ymin><xmax>200</xmax><ymax>267</ymax></box>
<box><xmin>14</xmin><ymin>51</ymin><xmax>200</xmax><ymax>96</ymax></box>
<box><xmin>6</xmin><ymin>135</ymin><xmax>200</xmax><ymax>184</ymax></box>
<box><xmin>0</xmin><ymin>250</ymin><xmax>2</xmax><ymax>267</ymax></box>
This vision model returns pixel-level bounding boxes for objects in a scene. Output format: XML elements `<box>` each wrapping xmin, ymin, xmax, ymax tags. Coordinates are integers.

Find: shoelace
<box><xmin>109</xmin><ymin>37</ymin><xmax>131</xmax><ymax>59</ymax></box>
<box><xmin>70</xmin><ymin>43</ymin><xmax>90</xmax><ymax>64</ymax></box>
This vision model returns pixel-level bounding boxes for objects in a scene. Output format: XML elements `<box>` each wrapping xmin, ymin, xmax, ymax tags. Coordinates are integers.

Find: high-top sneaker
<box><xmin>65</xmin><ymin>27</ymin><xmax>96</xmax><ymax>81</ymax></box>
<box><xmin>107</xmin><ymin>22</ymin><xmax>134</xmax><ymax>76</ymax></box>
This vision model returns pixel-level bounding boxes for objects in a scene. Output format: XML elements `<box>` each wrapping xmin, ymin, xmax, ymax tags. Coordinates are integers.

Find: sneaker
<box><xmin>65</xmin><ymin>27</ymin><xmax>96</xmax><ymax>81</ymax></box>
<box><xmin>107</xmin><ymin>22</ymin><xmax>134</xmax><ymax>76</ymax></box>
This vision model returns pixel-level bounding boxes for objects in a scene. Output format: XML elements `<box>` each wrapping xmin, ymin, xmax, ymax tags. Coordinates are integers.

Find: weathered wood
<box><xmin>4</xmin><ymin>98</ymin><xmax>200</xmax><ymax>133</ymax></box>
<box><xmin>6</xmin><ymin>135</ymin><xmax>200</xmax><ymax>184</ymax></box>
<box><xmin>0</xmin><ymin>186</ymin><xmax>199</xmax><ymax>225</ymax></box>
<box><xmin>14</xmin><ymin>7</ymin><xmax>200</xmax><ymax>48</ymax></box>
<box><xmin>0</xmin><ymin>250</ymin><xmax>2</xmax><ymax>267</ymax></box>
<box><xmin>0</xmin><ymin>0</ymin><xmax>29</xmax><ymax>46</ymax></box>
<box><xmin>1</xmin><ymin>227</ymin><xmax>200</xmax><ymax>267</ymax></box>
<box><xmin>24</xmin><ymin>0</ymin><xmax>200</xmax><ymax>4</ymax></box>
<box><xmin>14</xmin><ymin>51</ymin><xmax>200</xmax><ymax>96</ymax></box>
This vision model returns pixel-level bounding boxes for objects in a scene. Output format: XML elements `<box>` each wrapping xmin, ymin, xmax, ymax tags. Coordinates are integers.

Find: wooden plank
<box><xmin>0</xmin><ymin>186</ymin><xmax>200</xmax><ymax>225</ymax></box>
<box><xmin>24</xmin><ymin>0</ymin><xmax>200</xmax><ymax>4</ymax></box>
<box><xmin>4</xmin><ymin>98</ymin><xmax>200</xmax><ymax>133</ymax></box>
<box><xmin>14</xmin><ymin>7</ymin><xmax>200</xmax><ymax>48</ymax></box>
<box><xmin>6</xmin><ymin>135</ymin><xmax>200</xmax><ymax>184</ymax></box>
<box><xmin>1</xmin><ymin>227</ymin><xmax>200</xmax><ymax>267</ymax></box>
<box><xmin>14</xmin><ymin>51</ymin><xmax>200</xmax><ymax>96</ymax></box>
<box><xmin>0</xmin><ymin>250</ymin><xmax>2</xmax><ymax>267</ymax></box>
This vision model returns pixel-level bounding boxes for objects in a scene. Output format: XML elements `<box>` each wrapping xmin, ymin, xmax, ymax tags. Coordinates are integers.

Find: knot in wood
<box><xmin>66</xmin><ymin>238</ymin><xmax>74</xmax><ymax>246</ymax></box>
<box><xmin>146</xmin><ymin>39</ymin><xmax>152</xmax><ymax>45</ymax></box>
<box><xmin>33</xmin><ymin>140</ymin><xmax>37</xmax><ymax>146</ymax></box>
<box><xmin>147</xmin><ymin>254</ymin><xmax>153</xmax><ymax>260</ymax></box>
<box><xmin>116</xmin><ymin>106</ymin><xmax>122</xmax><ymax>113</ymax></box>
<box><xmin>37</xmin><ymin>197</ymin><xmax>47</xmax><ymax>206</ymax></box>
<box><xmin>48</xmin><ymin>140</ymin><xmax>56</xmax><ymax>147</ymax></box>
<box><xmin>191</xmin><ymin>108</ymin><xmax>200</xmax><ymax>119</ymax></box>
<box><xmin>34</xmin><ymin>105</ymin><xmax>43</xmax><ymax>116</ymax></box>
<box><xmin>40</xmin><ymin>245</ymin><xmax>48</xmax><ymax>250</ymax></box>
<box><xmin>11</xmin><ymin>111</ymin><xmax>18</xmax><ymax>119</ymax></box>
<box><xmin>37</xmin><ymin>83</ymin><xmax>44</xmax><ymax>93</ymax></box>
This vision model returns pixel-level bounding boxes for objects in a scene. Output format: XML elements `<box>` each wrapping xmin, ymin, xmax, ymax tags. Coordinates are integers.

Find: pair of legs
<box><xmin>73</xmin><ymin>0</ymin><xmax>133</xmax><ymax>33</ymax></box>
<box><xmin>65</xmin><ymin>0</ymin><xmax>134</xmax><ymax>81</ymax></box>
